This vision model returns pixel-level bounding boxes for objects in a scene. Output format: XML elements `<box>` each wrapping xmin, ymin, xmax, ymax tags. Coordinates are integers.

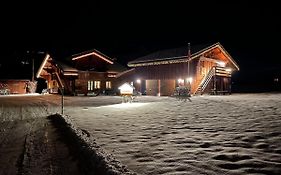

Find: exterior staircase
<box><xmin>194</xmin><ymin>66</ymin><xmax>231</xmax><ymax>95</ymax></box>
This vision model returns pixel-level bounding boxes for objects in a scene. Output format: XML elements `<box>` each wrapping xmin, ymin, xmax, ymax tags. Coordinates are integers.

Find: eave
<box><xmin>72</xmin><ymin>50</ymin><xmax>114</xmax><ymax>64</ymax></box>
<box><xmin>36</xmin><ymin>54</ymin><xmax>51</xmax><ymax>78</ymax></box>
<box><xmin>128</xmin><ymin>42</ymin><xmax>240</xmax><ymax>71</ymax></box>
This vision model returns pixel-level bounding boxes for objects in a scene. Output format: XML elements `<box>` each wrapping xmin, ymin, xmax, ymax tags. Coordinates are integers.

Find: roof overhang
<box><xmin>72</xmin><ymin>50</ymin><xmax>114</xmax><ymax>64</ymax></box>
<box><xmin>36</xmin><ymin>54</ymin><xmax>51</xmax><ymax>78</ymax></box>
<box><xmin>63</xmin><ymin>72</ymin><xmax>79</xmax><ymax>76</ymax></box>
<box><xmin>128</xmin><ymin>42</ymin><xmax>240</xmax><ymax>71</ymax></box>
<box><xmin>116</xmin><ymin>68</ymin><xmax>135</xmax><ymax>78</ymax></box>
<box><xmin>216</xmin><ymin>44</ymin><xmax>240</xmax><ymax>71</ymax></box>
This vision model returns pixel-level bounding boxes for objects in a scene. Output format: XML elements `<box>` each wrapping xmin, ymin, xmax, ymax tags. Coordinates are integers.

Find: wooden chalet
<box><xmin>36</xmin><ymin>49</ymin><xmax>127</xmax><ymax>96</ymax></box>
<box><xmin>36</xmin><ymin>54</ymin><xmax>78</xmax><ymax>94</ymax></box>
<box><xmin>126</xmin><ymin>42</ymin><xmax>239</xmax><ymax>96</ymax></box>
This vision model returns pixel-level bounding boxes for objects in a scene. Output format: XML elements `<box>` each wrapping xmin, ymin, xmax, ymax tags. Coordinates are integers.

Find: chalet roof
<box><xmin>128</xmin><ymin>43</ymin><xmax>214</xmax><ymax>65</ymax></box>
<box><xmin>107</xmin><ymin>62</ymin><xmax>128</xmax><ymax>73</ymax></box>
<box><xmin>71</xmin><ymin>49</ymin><xmax>114</xmax><ymax>64</ymax></box>
<box><xmin>54</xmin><ymin>60</ymin><xmax>78</xmax><ymax>73</ymax></box>
<box><xmin>127</xmin><ymin>42</ymin><xmax>239</xmax><ymax>70</ymax></box>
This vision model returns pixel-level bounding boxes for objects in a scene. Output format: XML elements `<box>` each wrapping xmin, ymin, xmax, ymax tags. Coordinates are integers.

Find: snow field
<box><xmin>64</xmin><ymin>94</ymin><xmax>281</xmax><ymax>175</ymax></box>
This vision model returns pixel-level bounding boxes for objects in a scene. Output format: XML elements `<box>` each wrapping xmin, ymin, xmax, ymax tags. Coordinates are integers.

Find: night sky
<box><xmin>1</xmin><ymin>1</ymin><xmax>280</xmax><ymax>92</ymax></box>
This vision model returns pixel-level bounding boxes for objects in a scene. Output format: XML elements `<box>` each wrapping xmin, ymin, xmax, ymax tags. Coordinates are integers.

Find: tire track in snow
<box><xmin>0</xmin><ymin>95</ymin><xmax>82</xmax><ymax>175</ymax></box>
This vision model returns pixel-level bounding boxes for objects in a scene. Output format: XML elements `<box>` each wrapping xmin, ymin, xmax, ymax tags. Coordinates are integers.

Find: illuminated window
<box><xmin>94</xmin><ymin>81</ymin><xmax>100</xmax><ymax>89</ymax></box>
<box><xmin>88</xmin><ymin>81</ymin><xmax>93</xmax><ymax>90</ymax></box>
<box><xmin>106</xmin><ymin>81</ymin><xmax>111</xmax><ymax>89</ymax></box>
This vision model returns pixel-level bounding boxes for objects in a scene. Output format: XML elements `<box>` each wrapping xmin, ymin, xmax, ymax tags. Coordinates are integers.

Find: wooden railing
<box><xmin>194</xmin><ymin>67</ymin><xmax>215</xmax><ymax>95</ymax></box>
<box><xmin>55</xmin><ymin>72</ymin><xmax>64</xmax><ymax>89</ymax></box>
<box><xmin>194</xmin><ymin>66</ymin><xmax>231</xmax><ymax>95</ymax></box>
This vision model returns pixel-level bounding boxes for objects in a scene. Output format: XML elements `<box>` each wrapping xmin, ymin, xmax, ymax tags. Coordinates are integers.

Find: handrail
<box><xmin>194</xmin><ymin>66</ymin><xmax>215</xmax><ymax>94</ymax></box>
<box><xmin>200</xmin><ymin>67</ymin><xmax>215</xmax><ymax>92</ymax></box>
<box><xmin>195</xmin><ymin>66</ymin><xmax>232</xmax><ymax>94</ymax></box>
<box><xmin>55</xmin><ymin>72</ymin><xmax>64</xmax><ymax>89</ymax></box>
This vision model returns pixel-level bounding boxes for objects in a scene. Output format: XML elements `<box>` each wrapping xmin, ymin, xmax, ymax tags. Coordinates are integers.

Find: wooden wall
<box><xmin>145</xmin><ymin>79</ymin><xmax>175</xmax><ymax>96</ymax></box>
<box><xmin>75</xmin><ymin>71</ymin><xmax>117</xmax><ymax>95</ymax></box>
<box><xmin>0</xmin><ymin>80</ymin><xmax>31</xmax><ymax>94</ymax></box>
<box><xmin>135</xmin><ymin>60</ymin><xmax>197</xmax><ymax>80</ymax></box>
<box><xmin>146</xmin><ymin>80</ymin><xmax>158</xmax><ymax>96</ymax></box>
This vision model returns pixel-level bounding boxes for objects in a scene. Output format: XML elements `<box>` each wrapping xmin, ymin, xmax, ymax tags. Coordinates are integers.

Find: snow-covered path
<box><xmin>65</xmin><ymin>94</ymin><xmax>281</xmax><ymax>175</ymax></box>
<box><xmin>0</xmin><ymin>95</ymin><xmax>81</xmax><ymax>175</ymax></box>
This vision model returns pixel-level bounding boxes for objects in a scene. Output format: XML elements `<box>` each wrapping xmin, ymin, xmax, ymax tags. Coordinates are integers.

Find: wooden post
<box><xmin>187</xmin><ymin>43</ymin><xmax>191</xmax><ymax>78</ymax></box>
<box><xmin>32</xmin><ymin>57</ymin><xmax>34</xmax><ymax>82</ymax></box>
<box><xmin>229</xmin><ymin>77</ymin><xmax>232</xmax><ymax>95</ymax></box>
<box><xmin>61</xmin><ymin>87</ymin><xmax>64</xmax><ymax>115</ymax></box>
<box><xmin>214</xmin><ymin>67</ymin><xmax>217</xmax><ymax>95</ymax></box>
<box><xmin>158</xmin><ymin>79</ymin><xmax>161</xmax><ymax>96</ymax></box>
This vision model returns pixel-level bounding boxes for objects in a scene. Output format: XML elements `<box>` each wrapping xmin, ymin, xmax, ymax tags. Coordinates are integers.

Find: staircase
<box><xmin>194</xmin><ymin>66</ymin><xmax>231</xmax><ymax>95</ymax></box>
<box><xmin>54</xmin><ymin>72</ymin><xmax>63</xmax><ymax>88</ymax></box>
<box><xmin>195</xmin><ymin>67</ymin><xmax>215</xmax><ymax>95</ymax></box>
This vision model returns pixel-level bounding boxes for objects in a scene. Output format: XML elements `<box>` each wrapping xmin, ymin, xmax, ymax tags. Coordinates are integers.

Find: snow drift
<box><xmin>48</xmin><ymin>113</ymin><xmax>137</xmax><ymax>175</ymax></box>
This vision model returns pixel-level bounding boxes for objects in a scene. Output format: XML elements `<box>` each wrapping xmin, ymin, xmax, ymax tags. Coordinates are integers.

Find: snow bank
<box><xmin>48</xmin><ymin>113</ymin><xmax>137</xmax><ymax>175</ymax></box>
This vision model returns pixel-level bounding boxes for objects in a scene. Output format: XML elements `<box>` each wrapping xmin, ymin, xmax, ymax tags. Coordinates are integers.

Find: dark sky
<box><xmin>1</xmin><ymin>0</ymin><xmax>280</xmax><ymax>91</ymax></box>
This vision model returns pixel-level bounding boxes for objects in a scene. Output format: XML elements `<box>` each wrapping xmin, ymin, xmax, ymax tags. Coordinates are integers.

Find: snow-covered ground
<box><xmin>0</xmin><ymin>95</ymin><xmax>81</xmax><ymax>175</ymax></box>
<box><xmin>0</xmin><ymin>94</ymin><xmax>134</xmax><ymax>175</ymax></box>
<box><xmin>64</xmin><ymin>93</ymin><xmax>281</xmax><ymax>175</ymax></box>
<box><xmin>1</xmin><ymin>93</ymin><xmax>281</xmax><ymax>175</ymax></box>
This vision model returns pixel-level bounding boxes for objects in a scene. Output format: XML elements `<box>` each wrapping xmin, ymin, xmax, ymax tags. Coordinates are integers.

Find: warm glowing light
<box><xmin>118</xmin><ymin>83</ymin><xmax>134</xmax><ymax>95</ymax></box>
<box><xmin>225</xmin><ymin>68</ymin><xmax>232</xmax><ymax>72</ymax></box>
<box><xmin>217</xmin><ymin>61</ymin><xmax>226</xmax><ymax>67</ymax></box>
<box><xmin>63</xmin><ymin>72</ymin><xmax>79</xmax><ymax>76</ymax></box>
<box><xmin>36</xmin><ymin>54</ymin><xmax>50</xmax><ymax>78</ymax></box>
<box><xmin>136</xmin><ymin>79</ymin><xmax>141</xmax><ymax>84</ymax></box>
<box><xmin>72</xmin><ymin>51</ymin><xmax>113</xmax><ymax>64</ymax></box>
<box><xmin>186</xmin><ymin>77</ymin><xmax>193</xmax><ymax>84</ymax></box>
<box><xmin>108</xmin><ymin>74</ymin><xmax>116</xmax><ymax>78</ymax></box>
<box><xmin>178</xmin><ymin>78</ymin><xmax>184</xmax><ymax>84</ymax></box>
<box><xmin>98</xmin><ymin>102</ymin><xmax>149</xmax><ymax>109</ymax></box>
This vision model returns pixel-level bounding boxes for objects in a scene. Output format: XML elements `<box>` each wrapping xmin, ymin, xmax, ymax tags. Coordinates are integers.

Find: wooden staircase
<box><xmin>194</xmin><ymin>66</ymin><xmax>231</xmax><ymax>95</ymax></box>
<box><xmin>54</xmin><ymin>72</ymin><xmax>73</xmax><ymax>95</ymax></box>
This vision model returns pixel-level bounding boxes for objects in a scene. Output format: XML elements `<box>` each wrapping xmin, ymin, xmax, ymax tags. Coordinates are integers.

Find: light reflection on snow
<box><xmin>0</xmin><ymin>93</ymin><xmax>41</xmax><ymax>97</ymax></box>
<box><xmin>64</xmin><ymin>94</ymin><xmax>281</xmax><ymax>175</ymax></box>
<box><xmin>97</xmin><ymin>102</ymin><xmax>149</xmax><ymax>109</ymax></box>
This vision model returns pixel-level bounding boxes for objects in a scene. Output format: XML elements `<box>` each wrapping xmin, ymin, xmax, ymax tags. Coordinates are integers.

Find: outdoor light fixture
<box><xmin>178</xmin><ymin>78</ymin><xmax>184</xmax><ymax>84</ymax></box>
<box><xmin>225</xmin><ymin>68</ymin><xmax>232</xmax><ymax>72</ymax></box>
<box><xmin>118</xmin><ymin>83</ymin><xmax>134</xmax><ymax>95</ymax></box>
<box><xmin>217</xmin><ymin>61</ymin><xmax>226</xmax><ymax>67</ymax></box>
<box><xmin>186</xmin><ymin>77</ymin><xmax>193</xmax><ymax>84</ymax></box>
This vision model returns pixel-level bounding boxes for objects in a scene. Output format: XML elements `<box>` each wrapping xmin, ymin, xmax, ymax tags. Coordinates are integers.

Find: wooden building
<box><xmin>125</xmin><ymin>42</ymin><xmax>239</xmax><ymax>96</ymax></box>
<box><xmin>2</xmin><ymin>42</ymin><xmax>239</xmax><ymax>96</ymax></box>
<box><xmin>0</xmin><ymin>52</ymin><xmax>47</xmax><ymax>94</ymax></box>
<box><xmin>36</xmin><ymin>49</ymin><xmax>127</xmax><ymax>96</ymax></box>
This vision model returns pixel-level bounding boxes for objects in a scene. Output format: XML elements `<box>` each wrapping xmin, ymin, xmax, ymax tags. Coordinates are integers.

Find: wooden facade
<box><xmin>126</xmin><ymin>42</ymin><xmax>239</xmax><ymax>96</ymax></box>
<box><xmin>34</xmin><ymin>42</ymin><xmax>239</xmax><ymax>96</ymax></box>
<box><xmin>0</xmin><ymin>80</ymin><xmax>34</xmax><ymax>94</ymax></box>
<box><xmin>36</xmin><ymin>50</ymin><xmax>126</xmax><ymax>96</ymax></box>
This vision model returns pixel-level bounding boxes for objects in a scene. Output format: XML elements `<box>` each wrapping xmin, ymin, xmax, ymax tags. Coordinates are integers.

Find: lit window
<box><xmin>94</xmin><ymin>81</ymin><xmax>100</xmax><ymax>89</ymax></box>
<box><xmin>106</xmin><ymin>81</ymin><xmax>111</xmax><ymax>89</ymax></box>
<box><xmin>88</xmin><ymin>81</ymin><xmax>93</xmax><ymax>90</ymax></box>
